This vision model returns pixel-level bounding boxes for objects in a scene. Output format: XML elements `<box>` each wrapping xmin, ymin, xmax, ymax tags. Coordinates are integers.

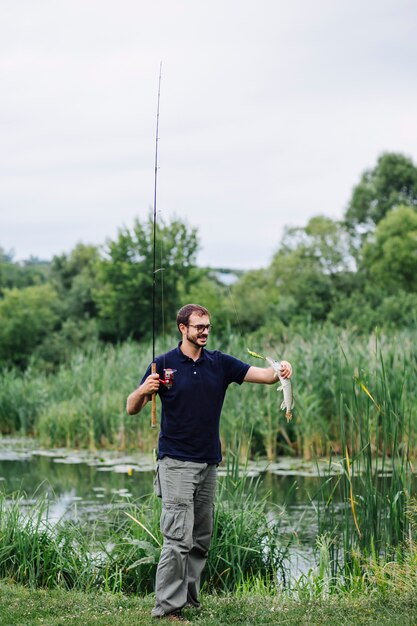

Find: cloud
<box><xmin>1</xmin><ymin>0</ymin><xmax>417</xmax><ymax>268</ymax></box>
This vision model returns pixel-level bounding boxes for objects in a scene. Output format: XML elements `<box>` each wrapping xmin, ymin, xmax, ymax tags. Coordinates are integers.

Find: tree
<box><xmin>283</xmin><ymin>216</ymin><xmax>354</xmax><ymax>275</ymax></box>
<box><xmin>229</xmin><ymin>267</ymin><xmax>276</xmax><ymax>332</ymax></box>
<box><xmin>360</xmin><ymin>205</ymin><xmax>417</xmax><ymax>294</ymax></box>
<box><xmin>345</xmin><ymin>152</ymin><xmax>417</xmax><ymax>234</ymax></box>
<box><xmin>50</xmin><ymin>243</ymin><xmax>100</xmax><ymax>318</ymax></box>
<box><xmin>266</xmin><ymin>216</ymin><xmax>354</xmax><ymax>325</ymax></box>
<box><xmin>0</xmin><ymin>284</ymin><xmax>62</xmax><ymax>368</ymax></box>
<box><xmin>0</xmin><ymin>248</ymin><xmax>49</xmax><ymax>294</ymax></box>
<box><xmin>93</xmin><ymin>215</ymin><xmax>200</xmax><ymax>342</ymax></box>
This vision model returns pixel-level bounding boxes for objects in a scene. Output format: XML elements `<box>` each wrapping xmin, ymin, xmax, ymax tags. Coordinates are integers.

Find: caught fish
<box><xmin>265</xmin><ymin>357</ymin><xmax>294</xmax><ymax>422</ymax></box>
<box><xmin>247</xmin><ymin>348</ymin><xmax>294</xmax><ymax>421</ymax></box>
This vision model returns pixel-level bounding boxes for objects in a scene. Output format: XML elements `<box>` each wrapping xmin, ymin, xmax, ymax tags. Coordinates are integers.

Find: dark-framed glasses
<box><xmin>187</xmin><ymin>323</ymin><xmax>213</xmax><ymax>333</ymax></box>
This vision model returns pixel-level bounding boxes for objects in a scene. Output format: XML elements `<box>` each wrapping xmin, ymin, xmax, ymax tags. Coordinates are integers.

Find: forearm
<box><xmin>243</xmin><ymin>366</ymin><xmax>279</xmax><ymax>384</ymax></box>
<box><xmin>126</xmin><ymin>385</ymin><xmax>150</xmax><ymax>415</ymax></box>
<box><xmin>243</xmin><ymin>360</ymin><xmax>292</xmax><ymax>384</ymax></box>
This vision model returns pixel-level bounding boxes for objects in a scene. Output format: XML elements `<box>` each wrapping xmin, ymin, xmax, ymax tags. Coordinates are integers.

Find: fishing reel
<box><xmin>159</xmin><ymin>368</ymin><xmax>176</xmax><ymax>389</ymax></box>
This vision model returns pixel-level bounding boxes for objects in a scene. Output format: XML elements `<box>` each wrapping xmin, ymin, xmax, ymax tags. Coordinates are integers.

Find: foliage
<box><xmin>1</xmin><ymin>151</ymin><xmax>417</xmax><ymax>373</ymax></box>
<box><xmin>0</xmin><ymin>368</ymin><xmax>47</xmax><ymax>434</ymax></box>
<box><xmin>50</xmin><ymin>243</ymin><xmax>100</xmax><ymax>319</ymax></box>
<box><xmin>0</xmin><ymin>454</ymin><xmax>289</xmax><ymax>596</ymax></box>
<box><xmin>222</xmin><ymin>217</ymin><xmax>357</xmax><ymax>341</ymax></box>
<box><xmin>206</xmin><ymin>460</ymin><xmax>289</xmax><ymax>591</ymax></box>
<box><xmin>93</xmin><ymin>214</ymin><xmax>200</xmax><ymax>342</ymax></box>
<box><xmin>31</xmin><ymin>318</ymin><xmax>99</xmax><ymax>373</ymax></box>
<box><xmin>0</xmin><ymin>248</ymin><xmax>49</xmax><ymax>294</ymax></box>
<box><xmin>345</xmin><ymin>152</ymin><xmax>417</xmax><ymax>232</ymax></box>
<box><xmin>33</xmin><ymin>341</ymin><xmax>157</xmax><ymax>451</ymax></box>
<box><xmin>361</xmin><ymin>205</ymin><xmax>417</xmax><ymax>294</ymax></box>
<box><xmin>0</xmin><ymin>284</ymin><xmax>63</xmax><ymax>369</ymax></box>
<box><xmin>2</xmin><ymin>326</ymin><xmax>416</xmax><ymax>468</ymax></box>
<box><xmin>227</xmin><ymin>267</ymin><xmax>277</xmax><ymax>332</ymax></box>
<box><xmin>0</xmin><ymin>494</ymin><xmax>94</xmax><ymax>589</ymax></box>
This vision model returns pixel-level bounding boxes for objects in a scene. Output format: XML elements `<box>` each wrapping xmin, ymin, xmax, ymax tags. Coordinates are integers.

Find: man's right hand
<box><xmin>126</xmin><ymin>373</ymin><xmax>160</xmax><ymax>415</ymax></box>
<box><xmin>142</xmin><ymin>373</ymin><xmax>160</xmax><ymax>396</ymax></box>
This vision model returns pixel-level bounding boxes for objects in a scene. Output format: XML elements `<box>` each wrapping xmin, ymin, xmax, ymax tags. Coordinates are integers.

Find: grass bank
<box><xmin>1</xmin><ymin>580</ymin><xmax>417</xmax><ymax>625</ymax></box>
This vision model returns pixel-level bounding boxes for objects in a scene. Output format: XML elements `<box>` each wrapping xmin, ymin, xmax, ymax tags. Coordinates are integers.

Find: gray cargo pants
<box><xmin>151</xmin><ymin>456</ymin><xmax>217</xmax><ymax>617</ymax></box>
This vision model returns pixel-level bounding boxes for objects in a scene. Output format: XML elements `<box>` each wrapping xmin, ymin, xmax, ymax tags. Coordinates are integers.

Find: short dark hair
<box><xmin>176</xmin><ymin>304</ymin><xmax>210</xmax><ymax>330</ymax></box>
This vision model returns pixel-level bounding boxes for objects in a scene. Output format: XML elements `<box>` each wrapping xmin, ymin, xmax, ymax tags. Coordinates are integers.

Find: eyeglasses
<box><xmin>187</xmin><ymin>324</ymin><xmax>213</xmax><ymax>332</ymax></box>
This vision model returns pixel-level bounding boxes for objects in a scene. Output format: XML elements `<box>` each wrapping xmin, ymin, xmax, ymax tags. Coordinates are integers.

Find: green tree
<box><xmin>93</xmin><ymin>215</ymin><xmax>200</xmax><ymax>341</ymax></box>
<box><xmin>0</xmin><ymin>284</ymin><xmax>62</xmax><ymax>368</ymax></box>
<box><xmin>266</xmin><ymin>216</ymin><xmax>354</xmax><ymax>325</ymax></box>
<box><xmin>0</xmin><ymin>249</ymin><xmax>49</xmax><ymax>294</ymax></box>
<box><xmin>345</xmin><ymin>152</ymin><xmax>417</xmax><ymax>234</ymax></box>
<box><xmin>229</xmin><ymin>268</ymin><xmax>277</xmax><ymax>333</ymax></box>
<box><xmin>50</xmin><ymin>243</ymin><xmax>100</xmax><ymax>318</ymax></box>
<box><xmin>360</xmin><ymin>205</ymin><xmax>417</xmax><ymax>294</ymax></box>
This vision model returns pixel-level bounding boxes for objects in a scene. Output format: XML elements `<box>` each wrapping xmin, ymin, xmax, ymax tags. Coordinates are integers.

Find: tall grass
<box><xmin>0</xmin><ymin>368</ymin><xmax>48</xmax><ymax>435</ymax></box>
<box><xmin>0</xmin><ymin>453</ymin><xmax>291</xmax><ymax>594</ymax></box>
<box><xmin>205</xmin><ymin>447</ymin><xmax>290</xmax><ymax>591</ymax></box>
<box><xmin>0</xmin><ymin>493</ymin><xmax>95</xmax><ymax>589</ymax></box>
<box><xmin>222</xmin><ymin>326</ymin><xmax>417</xmax><ymax>461</ymax></box>
<box><xmin>2</xmin><ymin>467</ymin><xmax>417</xmax><ymax>598</ymax></box>
<box><xmin>313</xmin><ymin>341</ymin><xmax>412</xmax><ymax>583</ymax></box>
<box><xmin>0</xmin><ymin>327</ymin><xmax>416</xmax><ymax>461</ymax></box>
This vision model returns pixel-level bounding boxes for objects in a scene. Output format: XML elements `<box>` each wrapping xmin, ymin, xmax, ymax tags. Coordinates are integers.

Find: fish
<box><xmin>247</xmin><ymin>348</ymin><xmax>294</xmax><ymax>421</ymax></box>
<box><xmin>265</xmin><ymin>357</ymin><xmax>294</xmax><ymax>422</ymax></box>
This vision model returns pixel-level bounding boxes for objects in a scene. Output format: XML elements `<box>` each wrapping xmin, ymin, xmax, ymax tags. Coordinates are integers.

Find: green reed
<box><xmin>0</xmin><ymin>492</ymin><xmax>95</xmax><ymax>589</ymax></box>
<box><xmin>0</xmin><ymin>368</ymin><xmax>48</xmax><ymax>435</ymax></box>
<box><xmin>205</xmin><ymin>445</ymin><xmax>290</xmax><ymax>591</ymax></box>
<box><xmin>1</xmin><ymin>327</ymin><xmax>416</xmax><ymax>463</ymax></box>
<box><xmin>0</xmin><ymin>450</ymin><xmax>291</xmax><ymax>594</ymax></box>
<box><xmin>313</xmin><ymin>340</ymin><xmax>412</xmax><ymax>585</ymax></box>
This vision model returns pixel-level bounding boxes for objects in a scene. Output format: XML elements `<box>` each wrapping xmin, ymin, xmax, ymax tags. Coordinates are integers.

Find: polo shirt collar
<box><xmin>176</xmin><ymin>341</ymin><xmax>206</xmax><ymax>362</ymax></box>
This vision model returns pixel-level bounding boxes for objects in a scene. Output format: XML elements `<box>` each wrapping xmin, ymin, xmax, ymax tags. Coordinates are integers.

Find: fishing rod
<box><xmin>151</xmin><ymin>62</ymin><xmax>162</xmax><ymax>429</ymax></box>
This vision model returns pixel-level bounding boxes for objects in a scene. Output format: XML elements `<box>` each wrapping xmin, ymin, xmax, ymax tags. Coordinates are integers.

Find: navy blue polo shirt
<box><xmin>140</xmin><ymin>343</ymin><xmax>250</xmax><ymax>464</ymax></box>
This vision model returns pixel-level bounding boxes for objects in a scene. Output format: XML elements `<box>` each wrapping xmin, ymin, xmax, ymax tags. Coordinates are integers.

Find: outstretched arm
<box><xmin>243</xmin><ymin>360</ymin><xmax>292</xmax><ymax>384</ymax></box>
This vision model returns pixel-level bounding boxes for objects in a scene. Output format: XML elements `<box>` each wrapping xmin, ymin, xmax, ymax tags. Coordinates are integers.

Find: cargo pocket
<box><xmin>160</xmin><ymin>502</ymin><xmax>187</xmax><ymax>540</ymax></box>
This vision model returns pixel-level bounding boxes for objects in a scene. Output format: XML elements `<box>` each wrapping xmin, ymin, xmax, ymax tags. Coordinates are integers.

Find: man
<box><xmin>126</xmin><ymin>304</ymin><xmax>292</xmax><ymax>621</ymax></box>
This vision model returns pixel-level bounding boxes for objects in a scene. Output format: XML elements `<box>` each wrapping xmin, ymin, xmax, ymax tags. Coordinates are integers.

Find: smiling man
<box><xmin>126</xmin><ymin>303</ymin><xmax>292</xmax><ymax>621</ymax></box>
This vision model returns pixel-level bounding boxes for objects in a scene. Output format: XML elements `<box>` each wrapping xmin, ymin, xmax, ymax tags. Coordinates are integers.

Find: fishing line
<box><xmin>159</xmin><ymin>210</ymin><xmax>166</xmax><ymax>371</ymax></box>
<box><xmin>152</xmin><ymin>62</ymin><xmax>162</xmax><ymax>366</ymax></box>
<box><xmin>151</xmin><ymin>62</ymin><xmax>162</xmax><ymax>429</ymax></box>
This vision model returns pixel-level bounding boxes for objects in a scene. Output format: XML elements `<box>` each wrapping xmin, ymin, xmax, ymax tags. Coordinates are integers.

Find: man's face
<box><xmin>181</xmin><ymin>313</ymin><xmax>211</xmax><ymax>348</ymax></box>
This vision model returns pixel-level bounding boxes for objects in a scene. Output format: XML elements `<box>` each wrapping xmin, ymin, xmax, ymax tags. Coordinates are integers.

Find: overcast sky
<box><xmin>1</xmin><ymin>0</ymin><xmax>417</xmax><ymax>269</ymax></box>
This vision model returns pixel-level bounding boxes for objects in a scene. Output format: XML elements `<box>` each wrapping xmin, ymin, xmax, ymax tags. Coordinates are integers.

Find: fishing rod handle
<box><xmin>151</xmin><ymin>362</ymin><xmax>157</xmax><ymax>428</ymax></box>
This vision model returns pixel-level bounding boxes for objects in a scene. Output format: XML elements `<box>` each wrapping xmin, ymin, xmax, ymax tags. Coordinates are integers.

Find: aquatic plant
<box><xmin>0</xmin><ymin>326</ymin><xmax>416</xmax><ymax>463</ymax></box>
<box><xmin>313</xmin><ymin>342</ymin><xmax>412</xmax><ymax>583</ymax></box>
<box><xmin>0</xmin><ymin>492</ymin><xmax>95</xmax><ymax>589</ymax></box>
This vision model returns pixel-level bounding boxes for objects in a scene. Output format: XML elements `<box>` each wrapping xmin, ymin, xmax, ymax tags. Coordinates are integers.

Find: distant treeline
<box><xmin>1</xmin><ymin>151</ymin><xmax>417</xmax><ymax>372</ymax></box>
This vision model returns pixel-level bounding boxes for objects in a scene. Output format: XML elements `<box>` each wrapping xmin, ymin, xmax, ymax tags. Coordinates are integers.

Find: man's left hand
<box><xmin>280</xmin><ymin>361</ymin><xmax>292</xmax><ymax>379</ymax></box>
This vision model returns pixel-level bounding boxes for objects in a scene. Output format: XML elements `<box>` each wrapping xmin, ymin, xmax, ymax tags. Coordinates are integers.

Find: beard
<box><xmin>186</xmin><ymin>330</ymin><xmax>208</xmax><ymax>348</ymax></box>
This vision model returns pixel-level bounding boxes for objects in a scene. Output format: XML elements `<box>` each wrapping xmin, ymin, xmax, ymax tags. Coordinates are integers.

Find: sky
<box><xmin>1</xmin><ymin>0</ymin><xmax>417</xmax><ymax>270</ymax></box>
